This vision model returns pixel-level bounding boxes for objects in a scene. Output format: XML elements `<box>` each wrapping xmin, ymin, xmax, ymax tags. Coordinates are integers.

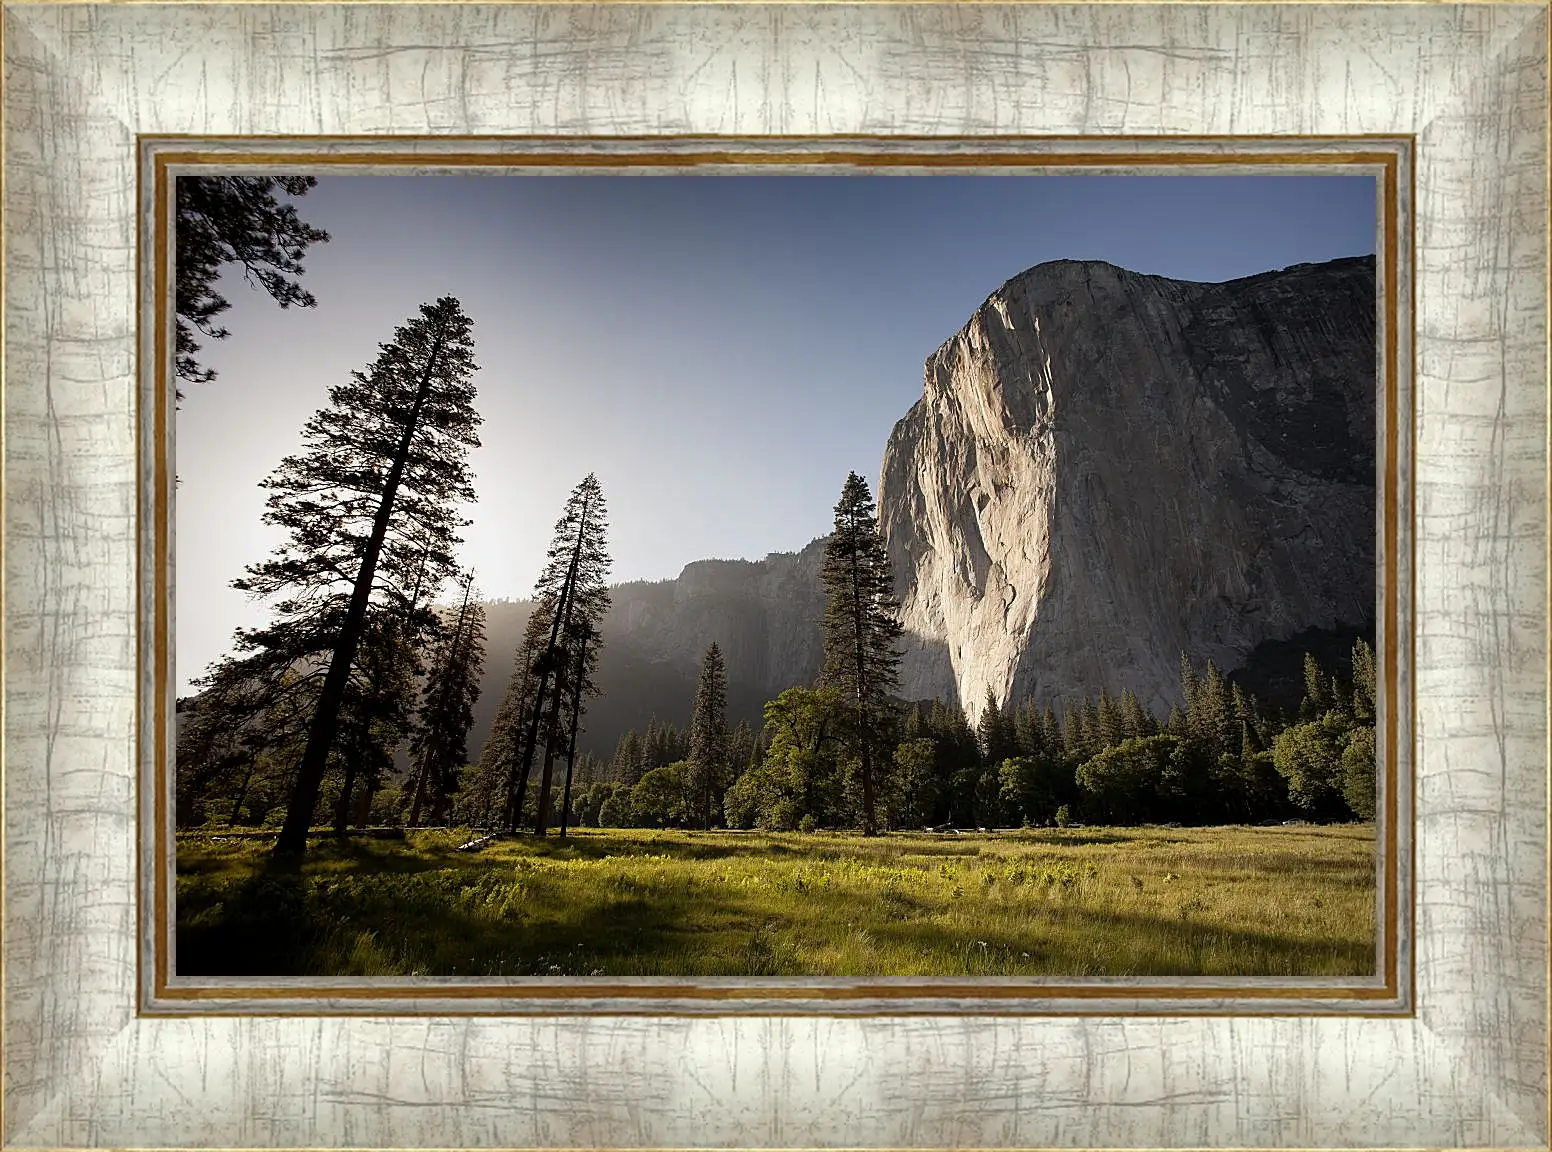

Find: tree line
<box><xmin>521</xmin><ymin>488</ymin><xmax>1378</xmax><ymax>834</ymax></box>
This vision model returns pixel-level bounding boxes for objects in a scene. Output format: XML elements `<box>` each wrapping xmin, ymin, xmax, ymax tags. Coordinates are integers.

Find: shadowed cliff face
<box><xmin>880</xmin><ymin>256</ymin><xmax>1377</xmax><ymax>719</ymax></box>
<box><xmin>469</xmin><ymin>540</ymin><xmax>834</xmax><ymax>759</ymax></box>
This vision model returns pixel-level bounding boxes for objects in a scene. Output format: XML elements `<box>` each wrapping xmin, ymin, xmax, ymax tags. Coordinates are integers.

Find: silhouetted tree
<box><xmin>332</xmin><ymin>611</ymin><xmax>420</xmax><ymax>837</ymax></box>
<box><xmin>511</xmin><ymin>474</ymin><xmax>612</xmax><ymax>835</ymax></box>
<box><xmin>407</xmin><ymin>573</ymin><xmax>487</xmax><ymax>826</ymax></box>
<box><xmin>558</xmin><ymin>615</ymin><xmax>604</xmax><ymax>836</ymax></box>
<box><xmin>269</xmin><ymin>297</ymin><xmax>480</xmax><ymax>856</ymax></box>
<box><xmin>467</xmin><ymin>607</ymin><xmax>549</xmax><ymax>828</ymax></box>
<box><xmin>175</xmin><ymin>175</ymin><xmax>329</xmax><ymax>386</ymax></box>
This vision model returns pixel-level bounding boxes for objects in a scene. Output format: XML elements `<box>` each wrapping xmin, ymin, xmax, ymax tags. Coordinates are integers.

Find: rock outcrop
<box><xmin>879</xmin><ymin>256</ymin><xmax>1377</xmax><ymax>720</ymax></box>
<box><xmin>470</xmin><ymin>255</ymin><xmax>1377</xmax><ymax>755</ymax></box>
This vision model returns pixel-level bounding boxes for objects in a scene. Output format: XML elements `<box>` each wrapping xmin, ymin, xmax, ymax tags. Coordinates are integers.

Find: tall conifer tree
<box><xmin>468</xmin><ymin>607</ymin><xmax>550</xmax><ymax>828</ymax></box>
<box><xmin>254</xmin><ymin>297</ymin><xmax>479</xmax><ymax>856</ymax></box>
<box><xmin>977</xmin><ymin>686</ymin><xmax>1018</xmax><ymax>767</ymax></box>
<box><xmin>557</xmin><ymin>609</ymin><xmax>605</xmax><ymax>836</ymax></box>
<box><xmin>510</xmin><ymin>474</ymin><xmax>612</xmax><ymax>835</ymax></box>
<box><xmin>686</xmin><ymin>642</ymin><xmax>732</xmax><ymax>830</ymax></box>
<box><xmin>332</xmin><ymin>610</ymin><xmax>420</xmax><ymax>836</ymax></box>
<box><xmin>818</xmin><ymin>472</ymin><xmax>904</xmax><ymax>836</ymax></box>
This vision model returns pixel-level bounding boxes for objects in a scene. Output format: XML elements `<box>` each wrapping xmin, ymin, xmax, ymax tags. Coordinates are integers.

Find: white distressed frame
<box><xmin>3</xmin><ymin>3</ymin><xmax>1547</xmax><ymax>1148</ymax></box>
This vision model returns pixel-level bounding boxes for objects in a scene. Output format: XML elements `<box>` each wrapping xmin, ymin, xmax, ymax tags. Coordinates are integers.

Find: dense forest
<box><xmin>473</xmin><ymin>642</ymin><xmax>1377</xmax><ymax>835</ymax></box>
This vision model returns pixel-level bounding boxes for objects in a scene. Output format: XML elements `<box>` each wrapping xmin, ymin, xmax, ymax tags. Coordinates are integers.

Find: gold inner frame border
<box><xmin>139</xmin><ymin>138</ymin><xmax>1413</xmax><ymax>1015</ymax></box>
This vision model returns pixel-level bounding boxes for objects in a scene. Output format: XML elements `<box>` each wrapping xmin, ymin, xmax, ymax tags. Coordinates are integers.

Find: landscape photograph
<box><xmin>171</xmin><ymin>169</ymin><xmax>1382</xmax><ymax>980</ymax></box>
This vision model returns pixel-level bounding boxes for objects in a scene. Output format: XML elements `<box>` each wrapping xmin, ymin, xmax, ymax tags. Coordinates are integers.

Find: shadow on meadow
<box><xmin>787</xmin><ymin>883</ymin><xmax>1376</xmax><ymax>977</ymax></box>
<box><xmin>177</xmin><ymin>853</ymin><xmax>734</xmax><ymax>977</ymax></box>
<box><xmin>174</xmin><ymin>825</ymin><xmax>1376</xmax><ymax>978</ymax></box>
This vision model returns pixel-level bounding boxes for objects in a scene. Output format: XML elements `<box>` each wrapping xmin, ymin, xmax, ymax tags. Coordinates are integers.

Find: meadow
<box><xmin>175</xmin><ymin>824</ymin><xmax>1376</xmax><ymax>978</ymax></box>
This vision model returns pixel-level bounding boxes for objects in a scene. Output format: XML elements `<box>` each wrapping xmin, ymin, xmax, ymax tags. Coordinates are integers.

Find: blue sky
<box><xmin>176</xmin><ymin>172</ymin><xmax>1376</xmax><ymax>692</ymax></box>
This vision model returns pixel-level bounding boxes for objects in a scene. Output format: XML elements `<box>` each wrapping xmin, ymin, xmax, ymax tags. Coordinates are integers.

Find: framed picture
<box><xmin>151</xmin><ymin>140</ymin><xmax>1409</xmax><ymax>1018</ymax></box>
<box><xmin>3</xmin><ymin>2</ymin><xmax>1546</xmax><ymax>1149</ymax></box>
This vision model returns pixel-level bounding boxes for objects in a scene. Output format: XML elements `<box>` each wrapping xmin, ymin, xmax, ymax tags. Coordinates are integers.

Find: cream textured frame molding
<box><xmin>2</xmin><ymin>2</ymin><xmax>1547</xmax><ymax>1148</ymax></box>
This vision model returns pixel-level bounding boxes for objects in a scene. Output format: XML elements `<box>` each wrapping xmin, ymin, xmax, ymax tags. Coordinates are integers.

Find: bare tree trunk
<box><xmin>354</xmin><ymin>777</ymin><xmax>375</xmax><ymax>828</ymax></box>
<box><xmin>274</xmin><ymin>329</ymin><xmax>448</xmax><ymax>858</ymax></box>
<box><xmin>230</xmin><ymin>756</ymin><xmax>260</xmax><ymax>826</ymax></box>
<box><xmin>333</xmin><ymin>755</ymin><xmax>358</xmax><ymax>838</ymax></box>
<box><xmin>558</xmin><ymin>633</ymin><xmax>590</xmax><ymax>837</ymax></box>
<box><xmin>533</xmin><ymin>685</ymin><xmax>568</xmax><ymax>836</ymax></box>
<box><xmin>510</xmin><ymin>493</ymin><xmax>589</xmax><ymax>831</ymax></box>
<box><xmin>408</xmin><ymin>759</ymin><xmax>429</xmax><ymax>827</ymax></box>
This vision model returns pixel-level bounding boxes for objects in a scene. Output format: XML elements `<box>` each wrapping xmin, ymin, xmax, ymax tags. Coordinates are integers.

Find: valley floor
<box><xmin>174</xmin><ymin>824</ymin><xmax>1376</xmax><ymax>978</ymax></box>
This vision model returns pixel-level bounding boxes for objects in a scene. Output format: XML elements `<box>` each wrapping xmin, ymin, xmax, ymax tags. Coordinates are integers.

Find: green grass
<box><xmin>175</xmin><ymin>824</ymin><xmax>1376</xmax><ymax>978</ymax></box>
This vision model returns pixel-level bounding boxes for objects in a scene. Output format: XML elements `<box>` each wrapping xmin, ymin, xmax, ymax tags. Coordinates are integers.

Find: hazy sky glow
<box><xmin>176</xmin><ymin>172</ymin><xmax>1376</xmax><ymax>693</ymax></box>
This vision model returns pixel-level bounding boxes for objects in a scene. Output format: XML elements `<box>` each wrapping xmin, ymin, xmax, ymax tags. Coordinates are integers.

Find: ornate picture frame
<box><xmin>3</xmin><ymin>2</ymin><xmax>1546</xmax><ymax>1147</ymax></box>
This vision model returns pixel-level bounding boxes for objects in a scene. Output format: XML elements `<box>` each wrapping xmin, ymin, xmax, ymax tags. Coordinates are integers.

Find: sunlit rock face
<box><xmin>879</xmin><ymin>256</ymin><xmax>1377</xmax><ymax>721</ymax></box>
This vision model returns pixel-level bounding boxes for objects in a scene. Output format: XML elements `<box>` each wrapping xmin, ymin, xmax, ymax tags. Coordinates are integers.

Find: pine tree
<box><xmin>686</xmin><ymin>642</ymin><xmax>732</xmax><ymax>830</ymax></box>
<box><xmin>1095</xmin><ymin>689</ymin><xmax>1126</xmax><ymax>751</ymax></box>
<box><xmin>976</xmin><ymin>686</ymin><xmax>1018</xmax><ymax>767</ymax></box>
<box><xmin>1302</xmin><ymin>653</ymin><xmax>1332</xmax><ymax>719</ymax></box>
<box><xmin>175</xmin><ymin>656</ymin><xmax>306</xmax><ymax>829</ymax></box>
<box><xmin>1119</xmin><ymin>689</ymin><xmax>1155</xmax><ymax>741</ymax></box>
<box><xmin>406</xmin><ymin>573</ymin><xmax>487</xmax><ymax>827</ymax></box>
<box><xmin>1193</xmin><ymin>660</ymin><xmax>1237</xmax><ymax>761</ymax></box>
<box><xmin>464</xmin><ymin>606</ymin><xmax>549</xmax><ymax>829</ymax></box>
<box><xmin>818</xmin><ymin>472</ymin><xmax>905</xmax><ymax>836</ymax></box>
<box><xmin>1351</xmin><ymin>638</ymin><xmax>1377</xmax><ymax>722</ymax></box>
<box><xmin>1078</xmin><ymin>698</ymin><xmax>1100</xmax><ymax>756</ymax></box>
<box><xmin>642</xmin><ymin>717</ymin><xmax>665</xmax><ymax>773</ymax></box>
<box><xmin>1063</xmin><ymin>708</ymin><xmax>1086</xmax><ymax>765</ymax></box>
<box><xmin>728</xmin><ymin>721</ymin><xmax>757</xmax><ymax>783</ymax></box>
<box><xmin>610</xmin><ymin>728</ymin><xmax>644</xmax><ymax>786</ymax></box>
<box><xmin>1230</xmin><ymin>683</ymin><xmax>1262</xmax><ymax>750</ymax></box>
<box><xmin>333</xmin><ymin>535</ymin><xmax>443</xmax><ymax>836</ymax></box>
<box><xmin>258</xmin><ymin>297</ymin><xmax>480</xmax><ymax>856</ymax></box>
<box><xmin>509</xmin><ymin>474</ymin><xmax>612</xmax><ymax>835</ymax></box>
<box><xmin>1041</xmin><ymin>706</ymin><xmax>1064</xmax><ymax>761</ymax></box>
<box><xmin>1012</xmin><ymin>700</ymin><xmax>1040</xmax><ymax>759</ymax></box>
<box><xmin>1179</xmin><ymin>652</ymin><xmax>1201</xmax><ymax>715</ymax></box>
<box><xmin>175</xmin><ymin>175</ymin><xmax>329</xmax><ymax>386</ymax></box>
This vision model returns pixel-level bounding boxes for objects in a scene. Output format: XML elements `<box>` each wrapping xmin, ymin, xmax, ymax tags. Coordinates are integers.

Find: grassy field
<box><xmin>175</xmin><ymin>824</ymin><xmax>1376</xmax><ymax>978</ymax></box>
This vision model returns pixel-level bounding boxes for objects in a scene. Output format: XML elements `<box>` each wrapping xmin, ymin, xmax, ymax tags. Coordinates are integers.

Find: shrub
<box><xmin>597</xmin><ymin>786</ymin><xmax>634</xmax><ymax>828</ymax></box>
<box><xmin>1076</xmin><ymin>735</ymin><xmax>1180</xmax><ymax>824</ymax></box>
<box><xmin>1271</xmin><ymin>716</ymin><xmax>1350</xmax><ymax>819</ymax></box>
<box><xmin>630</xmin><ymin>762</ymin><xmax>690</xmax><ymax>829</ymax></box>
<box><xmin>1340</xmin><ymin>725</ymin><xmax>1377</xmax><ymax>820</ymax></box>
<box><xmin>998</xmin><ymin>754</ymin><xmax>1072</xmax><ymax>827</ymax></box>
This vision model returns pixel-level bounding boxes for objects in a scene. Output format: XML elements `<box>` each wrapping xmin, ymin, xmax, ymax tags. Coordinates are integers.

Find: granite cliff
<box><xmin>879</xmin><ymin>256</ymin><xmax>1377</xmax><ymax>719</ymax></box>
<box><xmin>467</xmin><ymin>255</ymin><xmax>1376</xmax><ymax>756</ymax></box>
